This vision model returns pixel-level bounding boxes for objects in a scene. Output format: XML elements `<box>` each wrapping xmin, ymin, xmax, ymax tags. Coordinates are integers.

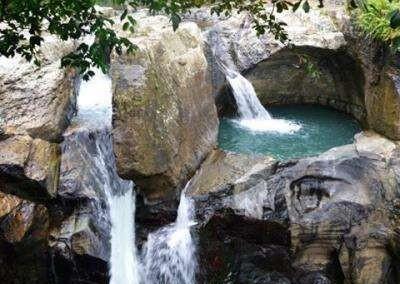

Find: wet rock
<box><xmin>196</xmin><ymin>210</ymin><xmax>293</xmax><ymax>284</ymax></box>
<box><xmin>188</xmin><ymin>150</ymin><xmax>290</xmax><ymax>283</ymax></box>
<box><xmin>0</xmin><ymin>35</ymin><xmax>76</xmax><ymax>142</ymax></box>
<box><xmin>188</xmin><ymin>149</ymin><xmax>277</xmax><ymax>196</ymax></box>
<box><xmin>0</xmin><ymin>135</ymin><xmax>60</xmax><ymax>201</ymax></box>
<box><xmin>111</xmin><ymin>12</ymin><xmax>218</xmax><ymax>201</ymax></box>
<box><xmin>48</xmin><ymin>200</ymin><xmax>110</xmax><ymax>284</ymax></box>
<box><xmin>49</xmin><ymin>127</ymin><xmax>132</xmax><ymax>283</ymax></box>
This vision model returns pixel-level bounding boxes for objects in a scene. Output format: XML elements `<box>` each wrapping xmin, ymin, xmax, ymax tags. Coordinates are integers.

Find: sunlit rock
<box><xmin>0</xmin><ymin>35</ymin><xmax>76</xmax><ymax>142</ymax></box>
<box><xmin>111</xmin><ymin>13</ymin><xmax>219</xmax><ymax>201</ymax></box>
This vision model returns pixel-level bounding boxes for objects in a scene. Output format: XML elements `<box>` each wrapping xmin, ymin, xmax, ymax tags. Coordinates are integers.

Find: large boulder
<box><xmin>0</xmin><ymin>135</ymin><xmax>60</xmax><ymax>201</ymax></box>
<box><xmin>192</xmin><ymin>132</ymin><xmax>400</xmax><ymax>283</ymax></box>
<box><xmin>0</xmin><ymin>35</ymin><xmax>76</xmax><ymax>142</ymax></box>
<box><xmin>187</xmin><ymin>149</ymin><xmax>277</xmax><ymax>197</ymax></box>
<box><xmin>111</xmin><ymin>12</ymin><xmax>219</xmax><ymax>201</ymax></box>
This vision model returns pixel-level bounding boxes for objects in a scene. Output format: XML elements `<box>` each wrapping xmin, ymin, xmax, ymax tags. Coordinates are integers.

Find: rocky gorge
<box><xmin>0</xmin><ymin>2</ymin><xmax>400</xmax><ymax>284</ymax></box>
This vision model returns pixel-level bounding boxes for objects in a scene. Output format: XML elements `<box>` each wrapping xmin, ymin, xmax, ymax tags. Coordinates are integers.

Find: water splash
<box><xmin>142</xmin><ymin>184</ymin><xmax>197</xmax><ymax>284</ymax></box>
<box><xmin>224</xmin><ymin>68</ymin><xmax>301</xmax><ymax>134</ymax></box>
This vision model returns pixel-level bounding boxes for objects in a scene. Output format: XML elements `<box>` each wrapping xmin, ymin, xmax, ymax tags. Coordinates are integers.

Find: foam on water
<box><xmin>234</xmin><ymin>118</ymin><xmax>301</xmax><ymax>133</ymax></box>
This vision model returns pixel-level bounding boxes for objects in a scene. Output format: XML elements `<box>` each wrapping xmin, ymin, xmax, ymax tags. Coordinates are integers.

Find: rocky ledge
<box><xmin>189</xmin><ymin>132</ymin><xmax>400</xmax><ymax>283</ymax></box>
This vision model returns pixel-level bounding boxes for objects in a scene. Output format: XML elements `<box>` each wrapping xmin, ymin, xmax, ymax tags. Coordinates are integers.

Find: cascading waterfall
<box><xmin>75</xmin><ymin>68</ymin><xmax>140</xmax><ymax>284</ymax></box>
<box><xmin>75</xmin><ymin>66</ymin><xmax>197</xmax><ymax>284</ymax></box>
<box><xmin>142</xmin><ymin>183</ymin><xmax>197</xmax><ymax>284</ymax></box>
<box><xmin>225</xmin><ymin>68</ymin><xmax>301</xmax><ymax>133</ymax></box>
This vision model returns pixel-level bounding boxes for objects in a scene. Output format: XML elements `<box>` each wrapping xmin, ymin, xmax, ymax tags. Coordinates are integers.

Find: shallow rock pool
<box><xmin>218</xmin><ymin>105</ymin><xmax>362</xmax><ymax>160</ymax></box>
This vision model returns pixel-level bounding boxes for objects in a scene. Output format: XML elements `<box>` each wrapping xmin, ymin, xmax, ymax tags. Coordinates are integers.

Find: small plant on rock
<box><xmin>356</xmin><ymin>0</ymin><xmax>400</xmax><ymax>51</ymax></box>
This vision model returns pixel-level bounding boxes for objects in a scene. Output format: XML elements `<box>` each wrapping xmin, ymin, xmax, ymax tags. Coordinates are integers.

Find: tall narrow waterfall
<box><xmin>75</xmin><ymin>69</ymin><xmax>140</xmax><ymax>284</ymax></box>
<box><xmin>142</xmin><ymin>184</ymin><xmax>197</xmax><ymax>284</ymax></box>
<box><xmin>224</xmin><ymin>68</ymin><xmax>301</xmax><ymax>133</ymax></box>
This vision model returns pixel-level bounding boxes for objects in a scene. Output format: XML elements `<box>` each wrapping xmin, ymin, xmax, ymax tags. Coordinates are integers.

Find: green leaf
<box><xmin>120</xmin><ymin>9</ymin><xmax>128</xmax><ymax>21</ymax></box>
<box><xmin>303</xmin><ymin>1</ymin><xmax>310</xmax><ymax>13</ymax></box>
<box><xmin>122</xmin><ymin>22</ymin><xmax>129</xmax><ymax>31</ymax></box>
<box><xmin>170</xmin><ymin>13</ymin><xmax>181</xmax><ymax>31</ymax></box>
<box><xmin>293</xmin><ymin>1</ymin><xmax>301</xmax><ymax>12</ymax></box>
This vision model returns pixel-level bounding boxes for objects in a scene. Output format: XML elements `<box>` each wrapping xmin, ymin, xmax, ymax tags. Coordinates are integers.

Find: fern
<box><xmin>356</xmin><ymin>0</ymin><xmax>400</xmax><ymax>50</ymax></box>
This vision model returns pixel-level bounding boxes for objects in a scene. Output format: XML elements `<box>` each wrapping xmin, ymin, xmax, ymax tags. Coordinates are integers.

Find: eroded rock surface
<box><xmin>111</xmin><ymin>13</ymin><xmax>219</xmax><ymax>201</ymax></box>
<box><xmin>193</xmin><ymin>132</ymin><xmax>400</xmax><ymax>283</ymax></box>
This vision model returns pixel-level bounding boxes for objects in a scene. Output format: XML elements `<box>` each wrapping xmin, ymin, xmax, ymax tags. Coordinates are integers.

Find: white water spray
<box><xmin>142</xmin><ymin>184</ymin><xmax>197</xmax><ymax>284</ymax></box>
<box><xmin>76</xmin><ymin>68</ymin><xmax>140</xmax><ymax>284</ymax></box>
<box><xmin>224</xmin><ymin>68</ymin><xmax>301</xmax><ymax>133</ymax></box>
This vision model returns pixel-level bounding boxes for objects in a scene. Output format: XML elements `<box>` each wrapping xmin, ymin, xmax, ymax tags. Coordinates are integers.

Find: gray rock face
<box><xmin>111</xmin><ymin>13</ymin><xmax>219</xmax><ymax>201</ymax></box>
<box><xmin>193</xmin><ymin>7</ymin><xmax>345</xmax><ymax>100</ymax></box>
<box><xmin>245</xmin><ymin>47</ymin><xmax>367</xmax><ymax>123</ymax></box>
<box><xmin>326</xmin><ymin>4</ymin><xmax>400</xmax><ymax>140</ymax></box>
<box><xmin>0</xmin><ymin>36</ymin><xmax>76</xmax><ymax>142</ymax></box>
<box><xmin>193</xmin><ymin>132</ymin><xmax>400</xmax><ymax>283</ymax></box>
<box><xmin>188</xmin><ymin>149</ymin><xmax>277</xmax><ymax>196</ymax></box>
<box><xmin>50</xmin><ymin>127</ymin><xmax>132</xmax><ymax>283</ymax></box>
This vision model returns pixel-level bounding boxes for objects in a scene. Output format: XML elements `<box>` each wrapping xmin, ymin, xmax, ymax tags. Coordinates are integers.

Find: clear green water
<box><xmin>218</xmin><ymin>105</ymin><xmax>362</xmax><ymax>160</ymax></box>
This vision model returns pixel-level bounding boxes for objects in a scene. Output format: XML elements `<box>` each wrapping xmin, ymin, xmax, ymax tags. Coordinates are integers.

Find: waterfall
<box><xmin>142</xmin><ymin>183</ymin><xmax>197</xmax><ymax>284</ymax></box>
<box><xmin>108</xmin><ymin>188</ymin><xmax>140</xmax><ymax>284</ymax></box>
<box><xmin>75</xmin><ymin>68</ymin><xmax>140</xmax><ymax>284</ymax></box>
<box><xmin>74</xmin><ymin>67</ymin><xmax>196</xmax><ymax>284</ymax></box>
<box><xmin>225</xmin><ymin>70</ymin><xmax>272</xmax><ymax>120</ymax></box>
<box><xmin>224</xmin><ymin>68</ymin><xmax>301</xmax><ymax>133</ymax></box>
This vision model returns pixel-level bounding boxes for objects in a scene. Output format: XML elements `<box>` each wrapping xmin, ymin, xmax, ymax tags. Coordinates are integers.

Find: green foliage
<box><xmin>356</xmin><ymin>0</ymin><xmax>400</xmax><ymax>50</ymax></box>
<box><xmin>297</xmin><ymin>53</ymin><xmax>321</xmax><ymax>79</ymax></box>
<box><xmin>0</xmin><ymin>0</ymin><xmax>317</xmax><ymax>79</ymax></box>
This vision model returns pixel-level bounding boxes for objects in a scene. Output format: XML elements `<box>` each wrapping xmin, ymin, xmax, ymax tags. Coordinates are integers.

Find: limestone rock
<box><xmin>194</xmin><ymin>6</ymin><xmax>345</xmax><ymax>101</ymax></box>
<box><xmin>0</xmin><ymin>135</ymin><xmax>60</xmax><ymax>201</ymax></box>
<box><xmin>0</xmin><ymin>35</ymin><xmax>76</xmax><ymax>142</ymax></box>
<box><xmin>187</xmin><ymin>149</ymin><xmax>276</xmax><ymax>196</ymax></box>
<box><xmin>365</xmin><ymin>67</ymin><xmax>400</xmax><ymax>139</ymax></box>
<box><xmin>245</xmin><ymin>47</ymin><xmax>366</xmax><ymax>122</ymax></box>
<box><xmin>111</xmin><ymin>13</ymin><xmax>218</xmax><ymax>200</ymax></box>
<box><xmin>325</xmin><ymin>4</ymin><xmax>400</xmax><ymax>140</ymax></box>
<box><xmin>194</xmin><ymin>132</ymin><xmax>400</xmax><ymax>283</ymax></box>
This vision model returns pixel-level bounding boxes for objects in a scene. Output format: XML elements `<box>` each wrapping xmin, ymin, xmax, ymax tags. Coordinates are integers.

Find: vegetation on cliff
<box><xmin>356</xmin><ymin>0</ymin><xmax>400</xmax><ymax>50</ymax></box>
<box><xmin>1</xmin><ymin>0</ymin><xmax>314</xmax><ymax>80</ymax></box>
